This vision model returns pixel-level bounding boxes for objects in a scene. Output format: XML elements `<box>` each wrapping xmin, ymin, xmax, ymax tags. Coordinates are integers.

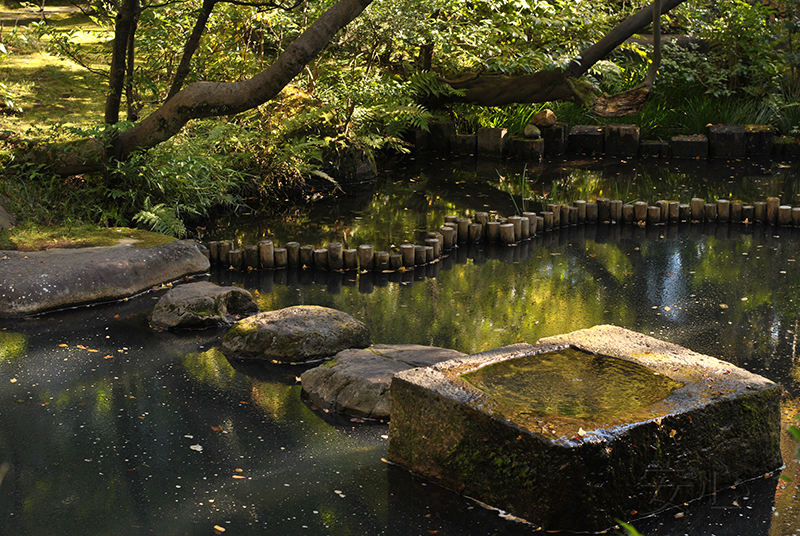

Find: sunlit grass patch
<box><xmin>0</xmin><ymin>225</ymin><xmax>176</xmax><ymax>250</ymax></box>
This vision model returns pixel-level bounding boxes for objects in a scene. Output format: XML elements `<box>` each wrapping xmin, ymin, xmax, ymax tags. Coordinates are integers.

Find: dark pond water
<box><xmin>3</xmin><ymin>156</ymin><xmax>800</xmax><ymax>535</ymax></box>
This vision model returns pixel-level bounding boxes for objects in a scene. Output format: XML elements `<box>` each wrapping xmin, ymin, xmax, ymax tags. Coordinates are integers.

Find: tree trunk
<box><xmin>105</xmin><ymin>0</ymin><xmax>140</xmax><ymax>124</ymax></box>
<box><xmin>166</xmin><ymin>0</ymin><xmax>218</xmax><ymax>101</ymax></box>
<box><xmin>439</xmin><ymin>0</ymin><xmax>686</xmax><ymax>112</ymax></box>
<box><xmin>112</xmin><ymin>0</ymin><xmax>374</xmax><ymax>161</ymax></box>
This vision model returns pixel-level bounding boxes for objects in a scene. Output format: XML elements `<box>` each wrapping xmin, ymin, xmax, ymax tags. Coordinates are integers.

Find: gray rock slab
<box><xmin>0</xmin><ymin>240</ymin><xmax>210</xmax><ymax>317</ymax></box>
<box><xmin>388</xmin><ymin>325</ymin><xmax>783</xmax><ymax>532</ymax></box>
<box><xmin>221</xmin><ymin>305</ymin><xmax>371</xmax><ymax>363</ymax></box>
<box><xmin>301</xmin><ymin>344</ymin><xmax>466</xmax><ymax>419</ymax></box>
<box><xmin>150</xmin><ymin>281</ymin><xmax>258</xmax><ymax>329</ymax></box>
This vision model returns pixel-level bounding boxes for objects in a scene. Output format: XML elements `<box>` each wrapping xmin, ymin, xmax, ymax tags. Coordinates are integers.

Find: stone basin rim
<box><xmin>398</xmin><ymin>326</ymin><xmax>782</xmax><ymax>444</ymax></box>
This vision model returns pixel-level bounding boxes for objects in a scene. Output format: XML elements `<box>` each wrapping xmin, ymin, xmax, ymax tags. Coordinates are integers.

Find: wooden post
<box><xmin>508</xmin><ymin>216</ymin><xmax>523</xmax><ymax>240</ymax></box>
<box><xmin>314</xmin><ymin>248</ymin><xmax>328</xmax><ymax>270</ymax></box>
<box><xmin>487</xmin><ymin>221</ymin><xmax>501</xmax><ymax>242</ymax></box>
<box><xmin>300</xmin><ymin>245</ymin><xmax>314</xmax><ymax>268</ymax></box>
<box><xmin>500</xmin><ymin>223</ymin><xmax>516</xmax><ymax>244</ymax></box>
<box><xmin>358</xmin><ymin>244</ymin><xmax>374</xmax><ymax>271</ymax></box>
<box><xmin>622</xmin><ymin>204</ymin><xmax>634</xmax><ymax>224</ymax></box>
<box><xmin>286</xmin><ymin>242</ymin><xmax>300</xmax><ymax>267</ymax></box>
<box><xmin>415</xmin><ymin>245</ymin><xmax>427</xmax><ymax>265</ymax></box>
<box><xmin>793</xmin><ymin>207</ymin><xmax>800</xmax><ymax>227</ymax></box>
<box><xmin>690</xmin><ymin>198</ymin><xmax>705</xmax><ymax>221</ymax></box>
<box><xmin>457</xmin><ymin>218</ymin><xmax>470</xmax><ymax>242</ymax></box>
<box><xmin>219</xmin><ymin>241</ymin><xmax>233</xmax><ymax>266</ymax></box>
<box><xmin>679</xmin><ymin>204</ymin><xmax>690</xmax><ymax>222</ymax></box>
<box><xmin>547</xmin><ymin>203</ymin><xmax>561</xmax><ymax>227</ymax></box>
<box><xmin>779</xmin><ymin>205</ymin><xmax>793</xmax><ymax>226</ymax></box>
<box><xmin>754</xmin><ymin>201</ymin><xmax>767</xmax><ymax>223</ymax></box>
<box><xmin>469</xmin><ymin>223</ymin><xmax>483</xmax><ymax>243</ymax></box>
<box><xmin>229</xmin><ymin>249</ymin><xmax>244</xmax><ymax>270</ymax></box>
<box><xmin>343</xmin><ymin>249</ymin><xmax>358</xmax><ymax>270</ymax></box>
<box><xmin>389</xmin><ymin>253</ymin><xmax>404</xmax><ymax>271</ymax></box>
<box><xmin>541</xmin><ymin>212</ymin><xmax>553</xmax><ymax>231</ymax></box>
<box><xmin>375</xmin><ymin>251</ymin><xmax>390</xmax><ymax>271</ymax></box>
<box><xmin>425</xmin><ymin>237</ymin><xmax>441</xmax><ymax>258</ymax></box>
<box><xmin>767</xmin><ymin>197</ymin><xmax>780</xmax><ymax>225</ymax></box>
<box><xmin>610</xmin><ymin>200</ymin><xmax>622</xmax><ymax>222</ymax></box>
<box><xmin>585</xmin><ymin>203</ymin><xmax>598</xmax><ymax>223</ymax></box>
<box><xmin>717</xmin><ymin>200</ymin><xmax>730</xmax><ymax>223</ymax></box>
<box><xmin>731</xmin><ymin>200</ymin><xmax>743</xmax><ymax>222</ymax></box>
<box><xmin>597</xmin><ymin>198</ymin><xmax>610</xmax><ymax>222</ymax></box>
<box><xmin>475</xmin><ymin>212</ymin><xmax>489</xmax><ymax>239</ymax></box>
<box><xmin>523</xmin><ymin>212</ymin><xmax>538</xmax><ymax>235</ymax></box>
<box><xmin>668</xmin><ymin>202</ymin><xmax>680</xmax><ymax>223</ymax></box>
<box><xmin>574</xmin><ymin>200</ymin><xmax>586</xmax><ymax>223</ymax></box>
<box><xmin>244</xmin><ymin>245</ymin><xmax>259</xmax><ymax>269</ymax></box>
<box><xmin>440</xmin><ymin>226</ymin><xmax>456</xmax><ymax>249</ymax></box>
<box><xmin>274</xmin><ymin>248</ymin><xmax>288</xmax><ymax>268</ymax></box>
<box><xmin>328</xmin><ymin>242</ymin><xmax>344</xmax><ymax>271</ymax></box>
<box><xmin>634</xmin><ymin>201</ymin><xmax>647</xmax><ymax>223</ymax></box>
<box><xmin>208</xmin><ymin>241</ymin><xmax>220</xmax><ymax>264</ymax></box>
<box><xmin>647</xmin><ymin>206</ymin><xmax>660</xmax><ymax>225</ymax></box>
<box><xmin>656</xmin><ymin>200</ymin><xmax>669</xmax><ymax>223</ymax></box>
<box><xmin>703</xmin><ymin>207</ymin><xmax>720</xmax><ymax>227</ymax></box>
<box><xmin>400</xmin><ymin>243</ymin><xmax>416</xmax><ymax>267</ymax></box>
<box><xmin>258</xmin><ymin>240</ymin><xmax>274</xmax><ymax>270</ymax></box>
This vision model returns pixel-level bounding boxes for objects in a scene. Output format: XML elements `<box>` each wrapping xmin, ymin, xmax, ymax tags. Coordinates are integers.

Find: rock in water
<box><xmin>150</xmin><ymin>281</ymin><xmax>258</xmax><ymax>329</ymax></box>
<box><xmin>301</xmin><ymin>344</ymin><xmax>466</xmax><ymax>419</ymax></box>
<box><xmin>221</xmin><ymin>305</ymin><xmax>371</xmax><ymax>363</ymax></box>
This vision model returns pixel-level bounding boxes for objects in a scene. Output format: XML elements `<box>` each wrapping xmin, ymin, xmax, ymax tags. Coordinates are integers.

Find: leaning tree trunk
<box><xmin>441</xmin><ymin>0</ymin><xmax>683</xmax><ymax>115</ymax></box>
<box><xmin>35</xmin><ymin>0</ymin><xmax>374</xmax><ymax>175</ymax></box>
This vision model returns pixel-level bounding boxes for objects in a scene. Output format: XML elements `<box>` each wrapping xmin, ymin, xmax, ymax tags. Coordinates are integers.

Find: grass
<box><xmin>0</xmin><ymin>225</ymin><xmax>175</xmax><ymax>250</ymax></box>
<box><xmin>0</xmin><ymin>4</ymin><xmax>108</xmax><ymax>132</ymax></box>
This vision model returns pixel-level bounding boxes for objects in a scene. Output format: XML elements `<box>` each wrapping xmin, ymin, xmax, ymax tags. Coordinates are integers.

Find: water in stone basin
<box><xmin>2</xmin><ymin>156</ymin><xmax>800</xmax><ymax>534</ymax></box>
<box><xmin>461</xmin><ymin>348</ymin><xmax>684</xmax><ymax>434</ymax></box>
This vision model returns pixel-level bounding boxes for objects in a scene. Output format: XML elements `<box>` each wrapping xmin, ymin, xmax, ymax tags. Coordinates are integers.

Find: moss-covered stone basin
<box><xmin>387</xmin><ymin>325</ymin><xmax>783</xmax><ymax>532</ymax></box>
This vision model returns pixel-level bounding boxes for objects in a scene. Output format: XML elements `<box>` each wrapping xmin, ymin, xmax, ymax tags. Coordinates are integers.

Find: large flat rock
<box><xmin>388</xmin><ymin>325</ymin><xmax>783</xmax><ymax>532</ymax></box>
<box><xmin>0</xmin><ymin>240</ymin><xmax>210</xmax><ymax>317</ymax></box>
<box><xmin>301</xmin><ymin>344</ymin><xmax>466</xmax><ymax>419</ymax></box>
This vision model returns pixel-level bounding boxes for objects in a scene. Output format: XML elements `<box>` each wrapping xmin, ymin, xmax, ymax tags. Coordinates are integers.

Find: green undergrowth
<box><xmin>0</xmin><ymin>224</ymin><xmax>175</xmax><ymax>251</ymax></box>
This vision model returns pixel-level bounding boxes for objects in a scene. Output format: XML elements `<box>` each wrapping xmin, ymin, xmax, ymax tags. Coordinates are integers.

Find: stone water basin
<box><xmin>387</xmin><ymin>325</ymin><xmax>783</xmax><ymax>532</ymax></box>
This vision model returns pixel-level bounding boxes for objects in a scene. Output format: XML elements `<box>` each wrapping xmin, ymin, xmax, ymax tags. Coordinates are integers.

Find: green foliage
<box><xmin>132</xmin><ymin>197</ymin><xmax>186</xmax><ymax>238</ymax></box>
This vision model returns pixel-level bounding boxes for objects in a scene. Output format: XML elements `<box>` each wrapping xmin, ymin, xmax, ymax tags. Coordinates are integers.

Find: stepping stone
<box><xmin>301</xmin><ymin>344</ymin><xmax>466</xmax><ymax>419</ymax></box>
<box><xmin>150</xmin><ymin>281</ymin><xmax>257</xmax><ymax>329</ymax></box>
<box><xmin>221</xmin><ymin>305</ymin><xmax>371</xmax><ymax>363</ymax></box>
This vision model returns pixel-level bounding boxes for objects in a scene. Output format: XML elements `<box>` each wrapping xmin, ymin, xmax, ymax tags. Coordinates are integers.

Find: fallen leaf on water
<box><xmin>189</xmin><ymin>444</ymin><xmax>203</xmax><ymax>452</ymax></box>
<box><xmin>669</xmin><ymin>429</ymin><xmax>677</xmax><ymax>438</ymax></box>
<box><xmin>76</xmin><ymin>345</ymin><xmax>86</xmax><ymax>349</ymax></box>
<box><xmin>113</xmin><ymin>314</ymin><xmax>119</xmax><ymax>319</ymax></box>
<box><xmin>674</xmin><ymin>512</ymin><xmax>684</xmax><ymax>519</ymax></box>
<box><xmin>239</xmin><ymin>401</ymin><xmax>249</xmax><ymax>404</ymax></box>
<box><xmin>103</xmin><ymin>355</ymin><xmax>114</xmax><ymax>359</ymax></box>
<box><xmin>232</xmin><ymin>475</ymin><xmax>246</xmax><ymax>479</ymax></box>
<box><xmin>87</xmin><ymin>349</ymin><xmax>99</xmax><ymax>353</ymax></box>
<box><xmin>295</xmin><ymin>376</ymin><xmax>302</xmax><ymax>382</ymax></box>
<box><xmin>351</xmin><ymin>417</ymin><xmax>363</xmax><ymax>423</ymax></box>
<box><xmin>577</xmin><ymin>427</ymin><xmax>586</xmax><ymax>437</ymax></box>
<box><xmin>9</xmin><ymin>378</ymin><xmax>17</xmax><ymax>383</ymax></box>
<box><xmin>210</xmin><ymin>425</ymin><xmax>223</xmax><ymax>432</ymax></box>
<box><xmin>58</xmin><ymin>344</ymin><xmax>68</xmax><ymax>348</ymax></box>
<box><xmin>235</xmin><ymin>468</ymin><xmax>243</xmax><ymax>473</ymax></box>
<box><xmin>213</xmin><ymin>526</ymin><xmax>226</xmax><ymax>533</ymax></box>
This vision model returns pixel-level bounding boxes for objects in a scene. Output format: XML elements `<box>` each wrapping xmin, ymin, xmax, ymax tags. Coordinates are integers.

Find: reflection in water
<box><xmin>3</xmin><ymin>159</ymin><xmax>800</xmax><ymax>534</ymax></box>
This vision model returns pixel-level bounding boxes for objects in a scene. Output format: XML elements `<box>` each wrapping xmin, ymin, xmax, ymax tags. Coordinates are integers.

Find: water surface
<box><xmin>3</xmin><ymin>157</ymin><xmax>800</xmax><ymax>535</ymax></box>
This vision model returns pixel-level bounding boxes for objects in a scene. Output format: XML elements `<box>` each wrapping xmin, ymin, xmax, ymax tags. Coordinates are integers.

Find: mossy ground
<box><xmin>0</xmin><ymin>225</ymin><xmax>175</xmax><ymax>250</ymax></box>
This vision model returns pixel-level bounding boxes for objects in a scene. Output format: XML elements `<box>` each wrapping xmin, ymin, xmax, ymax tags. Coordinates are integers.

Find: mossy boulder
<box><xmin>150</xmin><ymin>281</ymin><xmax>257</xmax><ymax>329</ymax></box>
<box><xmin>301</xmin><ymin>344</ymin><xmax>466</xmax><ymax>419</ymax></box>
<box><xmin>221</xmin><ymin>305</ymin><xmax>371</xmax><ymax>363</ymax></box>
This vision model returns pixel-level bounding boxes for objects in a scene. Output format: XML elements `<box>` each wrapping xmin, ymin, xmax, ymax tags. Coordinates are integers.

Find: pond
<box><xmin>2</xmin><ymin>155</ymin><xmax>800</xmax><ymax>535</ymax></box>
